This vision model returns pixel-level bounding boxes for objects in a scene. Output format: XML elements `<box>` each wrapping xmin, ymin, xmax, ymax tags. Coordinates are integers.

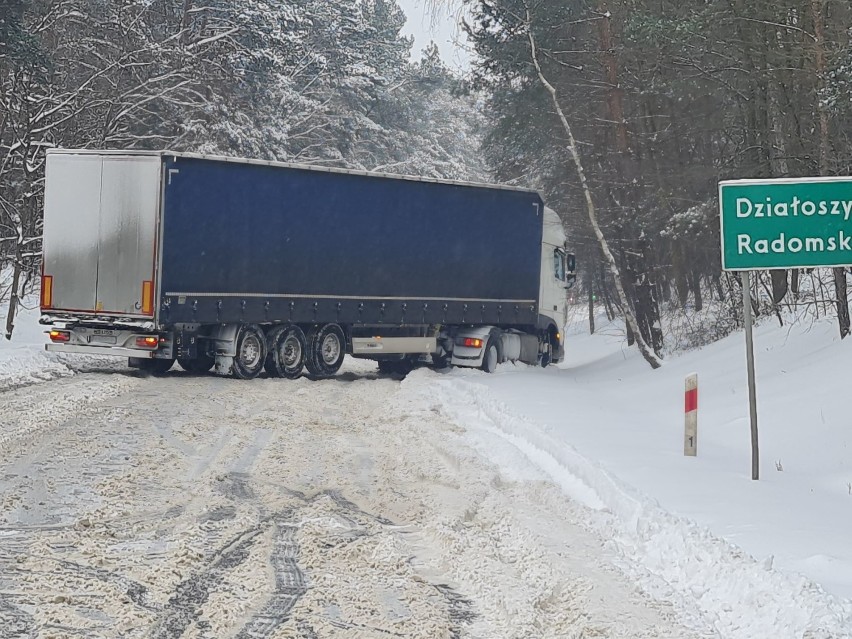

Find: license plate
<box><xmin>90</xmin><ymin>335</ymin><xmax>117</xmax><ymax>344</ymax></box>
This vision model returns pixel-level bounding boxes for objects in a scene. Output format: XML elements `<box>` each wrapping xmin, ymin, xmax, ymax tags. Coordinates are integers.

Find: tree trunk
<box><xmin>603</xmin><ymin>284</ymin><xmax>616</xmax><ymax>321</ymax></box>
<box><xmin>525</xmin><ymin>11</ymin><xmax>662</xmax><ymax>369</ymax></box>
<box><xmin>588</xmin><ymin>278</ymin><xmax>595</xmax><ymax>335</ymax></box>
<box><xmin>179</xmin><ymin>0</ymin><xmax>194</xmax><ymax>43</ymax></box>
<box><xmin>4</xmin><ymin>245</ymin><xmax>22</xmax><ymax>340</ymax></box>
<box><xmin>767</xmin><ymin>77</ymin><xmax>790</xmax><ymax>309</ymax></box>
<box><xmin>833</xmin><ymin>267</ymin><xmax>850</xmax><ymax>338</ymax></box>
<box><xmin>526</xmin><ymin>9</ymin><xmax>662</xmax><ymax>369</ymax></box>
<box><xmin>791</xmin><ymin>269</ymin><xmax>800</xmax><ymax>296</ymax></box>
<box><xmin>811</xmin><ymin>0</ymin><xmax>849</xmax><ymax>337</ymax></box>
<box><xmin>690</xmin><ymin>269</ymin><xmax>703</xmax><ymax>312</ymax></box>
<box><xmin>769</xmin><ymin>270</ymin><xmax>788</xmax><ymax>305</ymax></box>
<box><xmin>714</xmin><ymin>275</ymin><xmax>725</xmax><ymax>303</ymax></box>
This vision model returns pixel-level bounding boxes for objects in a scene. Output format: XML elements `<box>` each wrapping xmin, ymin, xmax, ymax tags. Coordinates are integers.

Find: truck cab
<box><xmin>539</xmin><ymin>206</ymin><xmax>574</xmax><ymax>364</ymax></box>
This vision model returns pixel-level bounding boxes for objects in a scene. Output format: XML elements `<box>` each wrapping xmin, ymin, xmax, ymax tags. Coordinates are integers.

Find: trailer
<box><xmin>40</xmin><ymin>150</ymin><xmax>575</xmax><ymax>379</ymax></box>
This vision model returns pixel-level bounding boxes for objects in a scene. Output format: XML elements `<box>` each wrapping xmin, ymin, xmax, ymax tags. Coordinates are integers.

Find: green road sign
<box><xmin>719</xmin><ymin>177</ymin><xmax>852</xmax><ymax>270</ymax></box>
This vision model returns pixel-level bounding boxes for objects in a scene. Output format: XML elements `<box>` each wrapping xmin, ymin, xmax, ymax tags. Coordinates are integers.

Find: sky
<box><xmin>396</xmin><ymin>0</ymin><xmax>472</xmax><ymax>69</ymax></box>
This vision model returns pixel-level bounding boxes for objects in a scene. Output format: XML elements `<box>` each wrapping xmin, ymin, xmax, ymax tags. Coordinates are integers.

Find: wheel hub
<box><xmin>281</xmin><ymin>335</ymin><xmax>302</xmax><ymax>368</ymax></box>
<box><xmin>321</xmin><ymin>333</ymin><xmax>341</xmax><ymax>365</ymax></box>
<box><xmin>241</xmin><ymin>334</ymin><xmax>262</xmax><ymax>368</ymax></box>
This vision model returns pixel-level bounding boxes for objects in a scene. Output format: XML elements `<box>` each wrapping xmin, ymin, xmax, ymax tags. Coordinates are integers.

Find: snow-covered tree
<box><xmin>0</xmin><ymin>0</ymin><xmax>488</xmax><ymax>336</ymax></box>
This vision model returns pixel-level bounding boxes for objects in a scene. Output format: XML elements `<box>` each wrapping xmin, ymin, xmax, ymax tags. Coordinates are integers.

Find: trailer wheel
<box><xmin>481</xmin><ymin>339</ymin><xmax>499</xmax><ymax>374</ymax></box>
<box><xmin>305</xmin><ymin>324</ymin><xmax>346</xmax><ymax>378</ymax></box>
<box><xmin>265</xmin><ymin>325</ymin><xmax>306</xmax><ymax>379</ymax></box>
<box><xmin>178</xmin><ymin>353</ymin><xmax>215</xmax><ymax>374</ymax></box>
<box><xmin>232</xmin><ymin>324</ymin><xmax>267</xmax><ymax>380</ymax></box>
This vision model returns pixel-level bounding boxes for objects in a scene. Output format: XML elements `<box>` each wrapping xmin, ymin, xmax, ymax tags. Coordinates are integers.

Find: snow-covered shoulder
<box><xmin>399</xmin><ymin>317</ymin><xmax>852</xmax><ymax>637</ymax></box>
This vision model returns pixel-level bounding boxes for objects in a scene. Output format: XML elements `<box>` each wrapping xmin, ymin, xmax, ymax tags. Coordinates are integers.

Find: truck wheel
<box><xmin>305</xmin><ymin>323</ymin><xmax>346</xmax><ymax>378</ymax></box>
<box><xmin>377</xmin><ymin>359</ymin><xmax>399</xmax><ymax>375</ymax></box>
<box><xmin>431</xmin><ymin>352</ymin><xmax>451</xmax><ymax>369</ymax></box>
<box><xmin>232</xmin><ymin>324</ymin><xmax>267</xmax><ymax>380</ymax></box>
<box><xmin>137</xmin><ymin>358</ymin><xmax>175</xmax><ymax>375</ymax></box>
<box><xmin>378</xmin><ymin>357</ymin><xmax>414</xmax><ymax>376</ymax></box>
<box><xmin>540</xmin><ymin>339</ymin><xmax>553</xmax><ymax>368</ymax></box>
<box><xmin>265</xmin><ymin>325</ymin><xmax>306</xmax><ymax>379</ymax></box>
<box><xmin>481</xmin><ymin>340</ymin><xmax>499</xmax><ymax>374</ymax></box>
<box><xmin>178</xmin><ymin>353</ymin><xmax>215</xmax><ymax>374</ymax></box>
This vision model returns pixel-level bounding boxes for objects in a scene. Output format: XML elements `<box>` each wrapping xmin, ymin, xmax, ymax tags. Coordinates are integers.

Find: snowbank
<box><xmin>0</xmin><ymin>300</ymin><xmax>75</xmax><ymax>391</ymax></box>
<box><xmin>0</xmin><ymin>298</ymin><xmax>123</xmax><ymax>393</ymax></box>
<box><xmin>403</xmin><ymin>314</ymin><xmax>852</xmax><ymax>637</ymax></box>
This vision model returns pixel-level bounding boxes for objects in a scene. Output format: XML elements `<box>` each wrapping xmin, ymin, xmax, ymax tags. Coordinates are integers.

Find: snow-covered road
<box><xmin>0</xmin><ymin>360</ymin><xmax>699</xmax><ymax>639</ymax></box>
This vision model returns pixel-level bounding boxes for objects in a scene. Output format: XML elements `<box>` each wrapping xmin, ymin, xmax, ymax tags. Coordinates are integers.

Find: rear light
<box><xmin>41</xmin><ymin>275</ymin><xmax>54</xmax><ymax>309</ymax></box>
<box><xmin>460</xmin><ymin>337</ymin><xmax>483</xmax><ymax>348</ymax></box>
<box><xmin>49</xmin><ymin>330</ymin><xmax>70</xmax><ymax>343</ymax></box>
<box><xmin>136</xmin><ymin>335</ymin><xmax>159</xmax><ymax>349</ymax></box>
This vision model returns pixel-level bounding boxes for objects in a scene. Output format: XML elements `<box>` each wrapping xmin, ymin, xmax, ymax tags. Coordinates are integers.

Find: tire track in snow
<box><xmin>1</xmin><ymin>363</ymin><xmax>701</xmax><ymax>638</ymax></box>
<box><xmin>52</xmin><ymin>558</ymin><xmax>163</xmax><ymax>612</ymax></box>
<box><xmin>0</xmin><ymin>596</ymin><xmax>34</xmax><ymax>638</ymax></box>
<box><xmin>145</xmin><ymin>522</ymin><xmax>270</xmax><ymax>639</ymax></box>
<box><xmin>234</xmin><ymin>520</ymin><xmax>307</xmax><ymax>638</ymax></box>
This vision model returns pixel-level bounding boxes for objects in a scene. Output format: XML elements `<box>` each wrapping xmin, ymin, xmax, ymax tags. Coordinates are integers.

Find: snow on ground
<box><xmin>0</xmin><ymin>301</ymin><xmax>74</xmax><ymax>390</ymax></box>
<box><xmin>413</xmin><ymin>311</ymin><xmax>852</xmax><ymax>637</ymax></box>
<box><xmin>3</xmin><ymin>300</ymin><xmax>852</xmax><ymax>637</ymax></box>
<box><xmin>1</xmin><ymin>359</ymin><xmax>700</xmax><ymax>638</ymax></box>
<box><xmin>0</xmin><ymin>299</ymin><xmax>124</xmax><ymax>392</ymax></box>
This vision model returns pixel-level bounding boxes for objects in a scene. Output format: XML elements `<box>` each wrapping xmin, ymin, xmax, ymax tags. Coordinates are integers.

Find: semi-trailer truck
<box><xmin>39</xmin><ymin>150</ymin><xmax>575</xmax><ymax>379</ymax></box>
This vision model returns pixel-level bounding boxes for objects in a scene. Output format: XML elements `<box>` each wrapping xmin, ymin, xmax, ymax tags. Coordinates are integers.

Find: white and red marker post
<box><xmin>684</xmin><ymin>373</ymin><xmax>698</xmax><ymax>456</ymax></box>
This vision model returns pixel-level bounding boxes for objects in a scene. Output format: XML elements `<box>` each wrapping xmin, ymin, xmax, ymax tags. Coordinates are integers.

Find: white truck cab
<box><xmin>450</xmin><ymin>207</ymin><xmax>575</xmax><ymax>371</ymax></box>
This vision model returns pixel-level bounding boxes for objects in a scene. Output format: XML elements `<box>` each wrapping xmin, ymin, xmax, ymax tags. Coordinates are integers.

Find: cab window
<box><xmin>553</xmin><ymin>249</ymin><xmax>566</xmax><ymax>281</ymax></box>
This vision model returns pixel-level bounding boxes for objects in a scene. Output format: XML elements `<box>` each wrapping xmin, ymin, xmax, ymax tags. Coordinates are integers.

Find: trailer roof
<box><xmin>47</xmin><ymin>149</ymin><xmax>540</xmax><ymax>195</ymax></box>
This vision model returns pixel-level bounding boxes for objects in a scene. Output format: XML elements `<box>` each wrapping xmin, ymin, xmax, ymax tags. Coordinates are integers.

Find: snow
<box><xmin>0</xmin><ymin>299</ymin><xmax>126</xmax><ymax>393</ymax></box>
<box><xmin>414</xmin><ymin>312</ymin><xmax>852</xmax><ymax>637</ymax></box>
<box><xmin>0</xmin><ymin>301</ymin><xmax>74</xmax><ymax>391</ymax></box>
<box><xmin>4</xmin><ymin>300</ymin><xmax>852</xmax><ymax>637</ymax></box>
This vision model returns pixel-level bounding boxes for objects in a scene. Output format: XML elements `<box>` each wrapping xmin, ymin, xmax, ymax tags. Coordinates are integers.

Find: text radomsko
<box><xmin>735</xmin><ymin>196</ymin><xmax>852</xmax><ymax>255</ymax></box>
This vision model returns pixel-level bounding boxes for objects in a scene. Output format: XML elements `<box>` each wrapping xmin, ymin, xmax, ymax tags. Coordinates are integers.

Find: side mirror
<box><xmin>565</xmin><ymin>253</ymin><xmax>577</xmax><ymax>290</ymax></box>
<box><xmin>565</xmin><ymin>253</ymin><xmax>576</xmax><ymax>274</ymax></box>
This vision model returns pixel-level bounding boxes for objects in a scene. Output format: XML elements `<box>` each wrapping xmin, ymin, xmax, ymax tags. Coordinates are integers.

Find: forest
<box><xmin>3</xmin><ymin>0</ymin><xmax>852</xmax><ymax>362</ymax></box>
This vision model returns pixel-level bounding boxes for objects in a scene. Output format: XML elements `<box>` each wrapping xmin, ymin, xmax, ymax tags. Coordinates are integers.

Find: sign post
<box><xmin>741</xmin><ymin>272</ymin><xmax>759</xmax><ymax>480</ymax></box>
<box><xmin>719</xmin><ymin>176</ymin><xmax>852</xmax><ymax>479</ymax></box>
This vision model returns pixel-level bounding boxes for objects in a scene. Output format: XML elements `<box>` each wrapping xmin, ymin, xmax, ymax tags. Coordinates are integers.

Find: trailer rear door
<box><xmin>42</xmin><ymin>153</ymin><xmax>161</xmax><ymax>317</ymax></box>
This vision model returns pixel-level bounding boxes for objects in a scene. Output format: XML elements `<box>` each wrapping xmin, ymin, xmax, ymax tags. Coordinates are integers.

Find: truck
<box><xmin>39</xmin><ymin>150</ymin><xmax>575</xmax><ymax>379</ymax></box>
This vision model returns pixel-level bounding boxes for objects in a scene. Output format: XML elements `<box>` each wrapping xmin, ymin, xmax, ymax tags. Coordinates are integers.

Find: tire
<box><xmin>540</xmin><ymin>338</ymin><xmax>553</xmax><ymax>368</ymax></box>
<box><xmin>178</xmin><ymin>353</ymin><xmax>215</xmax><ymax>374</ymax></box>
<box><xmin>377</xmin><ymin>359</ymin><xmax>401</xmax><ymax>375</ymax></box>
<box><xmin>138</xmin><ymin>358</ymin><xmax>175</xmax><ymax>375</ymax></box>
<box><xmin>378</xmin><ymin>357</ymin><xmax>414</xmax><ymax>376</ymax></box>
<box><xmin>265</xmin><ymin>325</ymin><xmax>306</xmax><ymax>379</ymax></box>
<box><xmin>431</xmin><ymin>352</ymin><xmax>451</xmax><ymax>369</ymax></box>
<box><xmin>304</xmin><ymin>324</ymin><xmax>346</xmax><ymax>378</ymax></box>
<box><xmin>232</xmin><ymin>324</ymin><xmax>267</xmax><ymax>380</ymax></box>
<box><xmin>481</xmin><ymin>340</ymin><xmax>499</xmax><ymax>374</ymax></box>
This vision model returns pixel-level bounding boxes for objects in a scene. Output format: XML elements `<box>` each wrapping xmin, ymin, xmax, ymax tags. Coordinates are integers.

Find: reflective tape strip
<box><xmin>142</xmin><ymin>280</ymin><xmax>154</xmax><ymax>316</ymax></box>
<box><xmin>41</xmin><ymin>275</ymin><xmax>53</xmax><ymax>309</ymax></box>
<box><xmin>685</xmin><ymin>387</ymin><xmax>698</xmax><ymax>413</ymax></box>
